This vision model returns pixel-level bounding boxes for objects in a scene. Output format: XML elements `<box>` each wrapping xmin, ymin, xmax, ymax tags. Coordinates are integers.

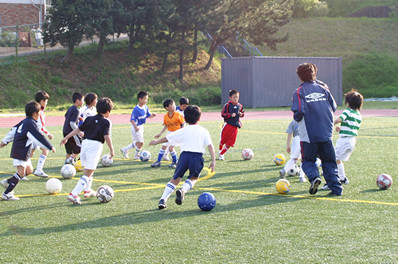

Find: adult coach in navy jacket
<box><xmin>291</xmin><ymin>63</ymin><xmax>342</xmax><ymax>196</ymax></box>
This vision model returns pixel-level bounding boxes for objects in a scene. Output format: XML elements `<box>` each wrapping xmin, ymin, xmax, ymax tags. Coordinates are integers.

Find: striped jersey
<box><xmin>339</xmin><ymin>108</ymin><xmax>362</xmax><ymax>136</ymax></box>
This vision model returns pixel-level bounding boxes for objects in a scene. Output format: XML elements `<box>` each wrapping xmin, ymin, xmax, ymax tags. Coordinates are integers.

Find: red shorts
<box><xmin>220</xmin><ymin>123</ymin><xmax>238</xmax><ymax>147</ymax></box>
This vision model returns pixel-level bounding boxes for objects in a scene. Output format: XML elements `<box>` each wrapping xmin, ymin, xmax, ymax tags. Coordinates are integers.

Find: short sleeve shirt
<box><xmin>79</xmin><ymin>114</ymin><xmax>111</xmax><ymax>143</ymax></box>
<box><xmin>166</xmin><ymin>124</ymin><xmax>213</xmax><ymax>153</ymax></box>
<box><xmin>286</xmin><ymin>120</ymin><xmax>299</xmax><ymax>137</ymax></box>
<box><xmin>164</xmin><ymin>112</ymin><xmax>185</xmax><ymax>132</ymax></box>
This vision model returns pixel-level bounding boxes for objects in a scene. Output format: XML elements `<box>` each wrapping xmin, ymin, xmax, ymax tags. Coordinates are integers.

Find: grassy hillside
<box><xmin>260</xmin><ymin>17</ymin><xmax>398</xmax><ymax>97</ymax></box>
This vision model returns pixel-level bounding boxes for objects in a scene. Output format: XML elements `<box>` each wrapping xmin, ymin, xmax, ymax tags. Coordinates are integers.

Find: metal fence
<box><xmin>221</xmin><ymin>56</ymin><xmax>343</xmax><ymax>107</ymax></box>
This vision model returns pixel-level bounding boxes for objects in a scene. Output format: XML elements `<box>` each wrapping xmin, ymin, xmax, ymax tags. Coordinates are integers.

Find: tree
<box><xmin>43</xmin><ymin>0</ymin><xmax>92</xmax><ymax>63</ymax></box>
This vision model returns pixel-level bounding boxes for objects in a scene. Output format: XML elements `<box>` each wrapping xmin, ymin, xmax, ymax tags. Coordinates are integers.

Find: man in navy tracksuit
<box><xmin>291</xmin><ymin>63</ymin><xmax>342</xmax><ymax>196</ymax></box>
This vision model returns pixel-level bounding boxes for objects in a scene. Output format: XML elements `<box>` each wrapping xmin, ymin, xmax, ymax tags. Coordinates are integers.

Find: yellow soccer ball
<box><xmin>74</xmin><ymin>159</ymin><xmax>85</xmax><ymax>172</ymax></box>
<box><xmin>276</xmin><ymin>179</ymin><xmax>291</xmax><ymax>194</ymax></box>
<box><xmin>273</xmin><ymin>154</ymin><xmax>285</xmax><ymax>165</ymax></box>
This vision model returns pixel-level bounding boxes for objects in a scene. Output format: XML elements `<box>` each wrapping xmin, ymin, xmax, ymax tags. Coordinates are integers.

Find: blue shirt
<box><xmin>130</xmin><ymin>105</ymin><xmax>151</xmax><ymax>125</ymax></box>
<box><xmin>291</xmin><ymin>80</ymin><xmax>336</xmax><ymax>143</ymax></box>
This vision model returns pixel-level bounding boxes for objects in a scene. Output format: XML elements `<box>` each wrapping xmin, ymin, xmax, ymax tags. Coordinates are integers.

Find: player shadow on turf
<box><xmin>0</xmin><ymin>194</ymin><xmax>297</xmax><ymax>237</ymax></box>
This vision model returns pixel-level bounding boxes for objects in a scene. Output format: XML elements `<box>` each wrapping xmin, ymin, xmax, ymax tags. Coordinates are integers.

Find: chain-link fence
<box><xmin>0</xmin><ymin>23</ymin><xmax>128</xmax><ymax>64</ymax></box>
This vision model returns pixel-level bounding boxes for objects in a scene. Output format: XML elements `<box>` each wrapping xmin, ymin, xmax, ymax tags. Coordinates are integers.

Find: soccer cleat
<box><xmin>158</xmin><ymin>199</ymin><xmax>167</xmax><ymax>210</ymax></box>
<box><xmin>309</xmin><ymin>177</ymin><xmax>322</xmax><ymax>195</ymax></box>
<box><xmin>65</xmin><ymin>158</ymin><xmax>76</xmax><ymax>165</ymax></box>
<box><xmin>162</xmin><ymin>154</ymin><xmax>170</xmax><ymax>161</ymax></box>
<box><xmin>175</xmin><ymin>189</ymin><xmax>185</xmax><ymax>205</ymax></box>
<box><xmin>279</xmin><ymin>169</ymin><xmax>286</xmax><ymax>179</ymax></box>
<box><xmin>218</xmin><ymin>154</ymin><xmax>224</xmax><ymax>161</ymax></box>
<box><xmin>67</xmin><ymin>193</ymin><xmax>81</xmax><ymax>205</ymax></box>
<box><xmin>133</xmin><ymin>154</ymin><xmax>140</xmax><ymax>160</ymax></box>
<box><xmin>327</xmin><ymin>191</ymin><xmax>342</xmax><ymax>196</ymax></box>
<box><xmin>120</xmin><ymin>148</ymin><xmax>129</xmax><ymax>159</ymax></box>
<box><xmin>320</xmin><ymin>184</ymin><xmax>330</xmax><ymax>190</ymax></box>
<box><xmin>83</xmin><ymin>189</ymin><xmax>97</xmax><ymax>198</ymax></box>
<box><xmin>168</xmin><ymin>162</ymin><xmax>177</xmax><ymax>169</ymax></box>
<box><xmin>2</xmin><ymin>192</ymin><xmax>20</xmax><ymax>201</ymax></box>
<box><xmin>151</xmin><ymin>161</ymin><xmax>161</xmax><ymax>168</ymax></box>
<box><xmin>340</xmin><ymin>178</ymin><xmax>350</xmax><ymax>185</ymax></box>
<box><xmin>299</xmin><ymin>177</ymin><xmax>307</xmax><ymax>183</ymax></box>
<box><xmin>33</xmin><ymin>169</ymin><xmax>49</xmax><ymax>178</ymax></box>
<box><xmin>21</xmin><ymin>176</ymin><xmax>29</xmax><ymax>181</ymax></box>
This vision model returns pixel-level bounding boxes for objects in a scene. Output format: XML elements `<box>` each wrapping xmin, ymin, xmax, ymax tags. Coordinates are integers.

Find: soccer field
<box><xmin>0</xmin><ymin>116</ymin><xmax>397</xmax><ymax>263</ymax></box>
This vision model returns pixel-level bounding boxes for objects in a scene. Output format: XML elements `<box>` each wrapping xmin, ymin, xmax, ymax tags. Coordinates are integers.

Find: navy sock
<box><xmin>4</xmin><ymin>173</ymin><xmax>21</xmax><ymax>194</ymax></box>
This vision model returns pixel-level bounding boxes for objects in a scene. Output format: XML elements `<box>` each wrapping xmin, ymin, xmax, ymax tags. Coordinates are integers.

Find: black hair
<box><xmin>35</xmin><ymin>91</ymin><xmax>50</xmax><ymax>103</ymax></box>
<box><xmin>25</xmin><ymin>101</ymin><xmax>41</xmax><ymax>117</ymax></box>
<box><xmin>296</xmin><ymin>63</ymin><xmax>317</xmax><ymax>82</ymax></box>
<box><xmin>72</xmin><ymin>92</ymin><xmax>84</xmax><ymax>103</ymax></box>
<box><xmin>184</xmin><ymin>105</ymin><xmax>201</xmax><ymax>124</ymax></box>
<box><xmin>179</xmin><ymin>97</ymin><xmax>189</xmax><ymax>105</ymax></box>
<box><xmin>137</xmin><ymin>91</ymin><xmax>148</xmax><ymax>100</ymax></box>
<box><xmin>97</xmin><ymin>97</ymin><xmax>114</xmax><ymax>114</ymax></box>
<box><xmin>163</xmin><ymin>99</ymin><xmax>174</xmax><ymax>108</ymax></box>
<box><xmin>345</xmin><ymin>90</ymin><xmax>363</xmax><ymax>110</ymax></box>
<box><xmin>229</xmin><ymin>89</ymin><xmax>239</xmax><ymax>97</ymax></box>
<box><xmin>84</xmin><ymin>92</ymin><xmax>98</xmax><ymax>105</ymax></box>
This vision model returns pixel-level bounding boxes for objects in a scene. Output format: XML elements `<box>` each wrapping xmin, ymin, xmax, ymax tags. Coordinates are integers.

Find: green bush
<box><xmin>343</xmin><ymin>53</ymin><xmax>398</xmax><ymax>97</ymax></box>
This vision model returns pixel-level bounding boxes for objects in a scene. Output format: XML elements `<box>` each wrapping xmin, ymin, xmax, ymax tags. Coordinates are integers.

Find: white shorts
<box><xmin>335</xmin><ymin>136</ymin><xmax>356</xmax><ymax>161</ymax></box>
<box><xmin>80</xmin><ymin>139</ymin><xmax>103</xmax><ymax>170</ymax></box>
<box><xmin>290</xmin><ymin>135</ymin><xmax>301</xmax><ymax>160</ymax></box>
<box><xmin>13</xmin><ymin>158</ymin><xmax>33</xmax><ymax>168</ymax></box>
<box><xmin>162</xmin><ymin>130</ymin><xmax>179</xmax><ymax>147</ymax></box>
<box><xmin>131</xmin><ymin>125</ymin><xmax>144</xmax><ymax>143</ymax></box>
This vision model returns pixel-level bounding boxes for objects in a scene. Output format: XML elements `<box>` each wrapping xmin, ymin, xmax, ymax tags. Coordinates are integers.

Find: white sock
<box><xmin>160</xmin><ymin>182</ymin><xmax>176</xmax><ymax>201</ymax></box>
<box><xmin>36</xmin><ymin>154</ymin><xmax>47</xmax><ymax>171</ymax></box>
<box><xmin>71</xmin><ymin>175</ymin><xmax>89</xmax><ymax>196</ymax></box>
<box><xmin>125</xmin><ymin>143</ymin><xmax>135</xmax><ymax>151</ymax></box>
<box><xmin>337</xmin><ymin>162</ymin><xmax>345</xmax><ymax>181</ymax></box>
<box><xmin>84</xmin><ymin>176</ymin><xmax>93</xmax><ymax>191</ymax></box>
<box><xmin>164</xmin><ymin>147</ymin><xmax>169</xmax><ymax>156</ymax></box>
<box><xmin>283</xmin><ymin>158</ymin><xmax>294</xmax><ymax>171</ymax></box>
<box><xmin>182</xmin><ymin>179</ymin><xmax>194</xmax><ymax>193</ymax></box>
<box><xmin>299</xmin><ymin>166</ymin><xmax>305</xmax><ymax>178</ymax></box>
<box><xmin>135</xmin><ymin>147</ymin><xmax>141</xmax><ymax>156</ymax></box>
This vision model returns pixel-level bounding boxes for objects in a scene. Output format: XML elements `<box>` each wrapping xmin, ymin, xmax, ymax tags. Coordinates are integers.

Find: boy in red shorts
<box><xmin>219</xmin><ymin>89</ymin><xmax>244</xmax><ymax>160</ymax></box>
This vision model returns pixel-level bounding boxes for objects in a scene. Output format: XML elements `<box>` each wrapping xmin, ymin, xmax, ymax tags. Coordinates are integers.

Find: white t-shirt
<box><xmin>166</xmin><ymin>124</ymin><xmax>212</xmax><ymax>154</ymax></box>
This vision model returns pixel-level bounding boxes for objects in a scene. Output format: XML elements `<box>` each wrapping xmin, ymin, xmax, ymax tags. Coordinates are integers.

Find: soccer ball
<box><xmin>376</xmin><ymin>173</ymin><xmax>393</xmax><ymax>190</ymax></box>
<box><xmin>315</xmin><ymin>158</ymin><xmax>322</xmax><ymax>168</ymax></box>
<box><xmin>197</xmin><ymin>192</ymin><xmax>216</xmax><ymax>211</ymax></box>
<box><xmin>46</xmin><ymin>178</ymin><xmax>62</xmax><ymax>194</ymax></box>
<box><xmin>273</xmin><ymin>154</ymin><xmax>285</xmax><ymax>165</ymax></box>
<box><xmin>61</xmin><ymin>164</ymin><xmax>76</xmax><ymax>179</ymax></box>
<box><xmin>287</xmin><ymin>165</ymin><xmax>299</xmax><ymax>176</ymax></box>
<box><xmin>96</xmin><ymin>185</ymin><xmax>114</xmax><ymax>203</ymax></box>
<box><xmin>276</xmin><ymin>179</ymin><xmax>291</xmax><ymax>194</ymax></box>
<box><xmin>101</xmin><ymin>155</ymin><xmax>113</xmax><ymax>167</ymax></box>
<box><xmin>241</xmin><ymin>148</ymin><xmax>254</xmax><ymax>160</ymax></box>
<box><xmin>140</xmin><ymin>150</ymin><xmax>151</xmax><ymax>162</ymax></box>
<box><xmin>74</xmin><ymin>159</ymin><xmax>85</xmax><ymax>172</ymax></box>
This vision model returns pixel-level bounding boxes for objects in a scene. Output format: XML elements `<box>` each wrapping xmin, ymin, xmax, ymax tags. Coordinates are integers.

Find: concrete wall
<box><xmin>221</xmin><ymin>56</ymin><xmax>343</xmax><ymax>108</ymax></box>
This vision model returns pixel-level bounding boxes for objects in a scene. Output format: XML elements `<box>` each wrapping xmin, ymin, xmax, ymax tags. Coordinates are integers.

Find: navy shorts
<box><xmin>64</xmin><ymin>133</ymin><xmax>82</xmax><ymax>155</ymax></box>
<box><xmin>173</xmin><ymin>151</ymin><xmax>204</xmax><ymax>180</ymax></box>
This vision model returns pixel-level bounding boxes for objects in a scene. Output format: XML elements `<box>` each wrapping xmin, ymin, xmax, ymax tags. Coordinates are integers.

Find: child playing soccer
<box><xmin>149</xmin><ymin>105</ymin><xmax>216</xmax><ymax>210</ymax></box>
<box><xmin>279</xmin><ymin>119</ymin><xmax>306</xmax><ymax>182</ymax></box>
<box><xmin>291</xmin><ymin>63</ymin><xmax>342</xmax><ymax>196</ymax></box>
<box><xmin>32</xmin><ymin>91</ymin><xmax>54</xmax><ymax>177</ymax></box>
<box><xmin>60</xmin><ymin>98</ymin><xmax>115</xmax><ymax>205</ymax></box>
<box><xmin>219</xmin><ymin>89</ymin><xmax>244</xmax><ymax>160</ymax></box>
<box><xmin>78</xmin><ymin>92</ymin><xmax>98</xmax><ymax>126</ymax></box>
<box><xmin>321</xmin><ymin>90</ymin><xmax>363</xmax><ymax>190</ymax></box>
<box><xmin>120</xmin><ymin>91</ymin><xmax>156</xmax><ymax>160</ymax></box>
<box><xmin>163</xmin><ymin>96</ymin><xmax>189</xmax><ymax>161</ymax></box>
<box><xmin>151</xmin><ymin>99</ymin><xmax>185</xmax><ymax>168</ymax></box>
<box><xmin>63</xmin><ymin>92</ymin><xmax>84</xmax><ymax>165</ymax></box>
<box><xmin>0</xmin><ymin>101</ymin><xmax>55</xmax><ymax>201</ymax></box>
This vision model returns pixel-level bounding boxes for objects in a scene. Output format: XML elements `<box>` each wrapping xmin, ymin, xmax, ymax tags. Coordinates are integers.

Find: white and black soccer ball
<box><xmin>101</xmin><ymin>155</ymin><xmax>113</xmax><ymax>167</ymax></box>
<box><xmin>287</xmin><ymin>165</ymin><xmax>300</xmax><ymax>176</ymax></box>
<box><xmin>140</xmin><ymin>150</ymin><xmax>151</xmax><ymax>162</ymax></box>
<box><xmin>60</xmin><ymin>164</ymin><xmax>76</xmax><ymax>179</ymax></box>
<box><xmin>46</xmin><ymin>178</ymin><xmax>62</xmax><ymax>194</ymax></box>
<box><xmin>96</xmin><ymin>185</ymin><xmax>114</xmax><ymax>203</ymax></box>
<box><xmin>241</xmin><ymin>148</ymin><xmax>254</xmax><ymax>160</ymax></box>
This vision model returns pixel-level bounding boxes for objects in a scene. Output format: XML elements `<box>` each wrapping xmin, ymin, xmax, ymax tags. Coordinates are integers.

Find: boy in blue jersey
<box><xmin>0</xmin><ymin>101</ymin><xmax>55</xmax><ymax>201</ymax></box>
<box><xmin>121</xmin><ymin>91</ymin><xmax>156</xmax><ymax>159</ymax></box>
<box><xmin>291</xmin><ymin>63</ymin><xmax>342</xmax><ymax>196</ymax></box>
<box><xmin>63</xmin><ymin>92</ymin><xmax>84</xmax><ymax>165</ymax></box>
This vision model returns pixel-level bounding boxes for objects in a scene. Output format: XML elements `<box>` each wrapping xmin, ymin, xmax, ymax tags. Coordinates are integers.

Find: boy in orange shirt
<box><xmin>151</xmin><ymin>99</ymin><xmax>185</xmax><ymax>168</ymax></box>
